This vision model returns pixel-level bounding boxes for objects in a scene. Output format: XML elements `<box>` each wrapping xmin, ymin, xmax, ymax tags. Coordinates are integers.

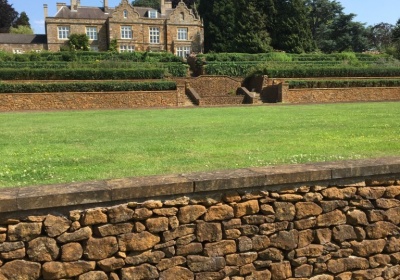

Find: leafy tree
<box><xmin>198</xmin><ymin>0</ymin><xmax>236</xmax><ymax>52</ymax></box>
<box><xmin>367</xmin><ymin>22</ymin><xmax>394</xmax><ymax>51</ymax></box>
<box><xmin>318</xmin><ymin>13</ymin><xmax>369</xmax><ymax>52</ymax></box>
<box><xmin>305</xmin><ymin>0</ymin><xmax>343</xmax><ymax>42</ymax></box>
<box><xmin>9</xmin><ymin>25</ymin><xmax>33</xmax><ymax>34</ymax></box>
<box><xmin>0</xmin><ymin>0</ymin><xmax>18</xmax><ymax>33</ymax></box>
<box><xmin>131</xmin><ymin>0</ymin><xmax>160</xmax><ymax>9</ymax></box>
<box><xmin>234</xmin><ymin>0</ymin><xmax>272</xmax><ymax>53</ymax></box>
<box><xmin>68</xmin><ymin>34</ymin><xmax>89</xmax><ymax>51</ymax></box>
<box><xmin>13</xmin><ymin>11</ymin><xmax>30</xmax><ymax>28</ymax></box>
<box><xmin>267</xmin><ymin>0</ymin><xmax>315</xmax><ymax>53</ymax></box>
<box><xmin>392</xmin><ymin>19</ymin><xmax>400</xmax><ymax>59</ymax></box>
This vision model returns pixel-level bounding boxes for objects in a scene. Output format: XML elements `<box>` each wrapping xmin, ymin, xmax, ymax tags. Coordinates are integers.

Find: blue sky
<box><xmin>7</xmin><ymin>0</ymin><xmax>400</xmax><ymax>34</ymax></box>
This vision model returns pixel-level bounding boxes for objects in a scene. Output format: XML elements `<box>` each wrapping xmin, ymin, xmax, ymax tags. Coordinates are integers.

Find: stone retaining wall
<box><xmin>282</xmin><ymin>87</ymin><xmax>400</xmax><ymax>104</ymax></box>
<box><xmin>0</xmin><ymin>158</ymin><xmax>400</xmax><ymax>279</ymax></box>
<box><xmin>0</xmin><ymin>86</ymin><xmax>185</xmax><ymax>112</ymax></box>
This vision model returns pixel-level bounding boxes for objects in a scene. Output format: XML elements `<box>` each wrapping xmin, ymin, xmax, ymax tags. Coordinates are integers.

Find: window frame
<box><xmin>149</xmin><ymin>27</ymin><xmax>160</xmax><ymax>44</ymax></box>
<box><xmin>119</xmin><ymin>45</ymin><xmax>135</xmax><ymax>53</ymax></box>
<box><xmin>57</xmin><ymin>26</ymin><xmax>70</xmax><ymax>40</ymax></box>
<box><xmin>86</xmin><ymin>26</ymin><xmax>98</xmax><ymax>41</ymax></box>
<box><xmin>123</xmin><ymin>10</ymin><xmax>128</xmax><ymax>18</ymax></box>
<box><xmin>176</xmin><ymin>46</ymin><xmax>191</xmax><ymax>58</ymax></box>
<box><xmin>177</xmin><ymin>28</ymin><xmax>188</xmax><ymax>41</ymax></box>
<box><xmin>148</xmin><ymin>10</ymin><xmax>158</xmax><ymax>18</ymax></box>
<box><xmin>121</xmin><ymin>26</ymin><xmax>133</xmax><ymax>39</ymax></box>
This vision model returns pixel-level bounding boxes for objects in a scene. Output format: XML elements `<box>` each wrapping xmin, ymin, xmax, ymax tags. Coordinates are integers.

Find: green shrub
<box><xmin>0</xmin><ymin>68</ymin><xmax>166</xmax><ymax>80</ymax></box>
<box><xmin>0</xmin><ymin>81</ymin><xmax>177</xmax><ymax>93</ymax></box>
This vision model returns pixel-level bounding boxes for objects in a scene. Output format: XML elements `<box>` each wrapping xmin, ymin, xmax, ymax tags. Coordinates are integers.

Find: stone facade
<box><xmin>0</xmin><ymin>34</ymin><xmax>47</xmax><ymax>54</ymax></box>
<box><xmin>0</xmin><ymin>158</ymin><xmax>400</xmax><ymax>279</ymax></box>
<box><xmin>44</xmin><ymin>0</ymin><xmax>204</xmax><ymax>54</ymax></box>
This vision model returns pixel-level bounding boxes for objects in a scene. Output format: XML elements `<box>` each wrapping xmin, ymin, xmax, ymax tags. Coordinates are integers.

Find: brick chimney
<box><xmin>43</xmin><ymin>4</ymin><xmax>48</xmax><ymax>18</ymax></box>
<box><xmin>56</xmin><ymin>2</ymin><xmax>66</xmax><ymax>12</ymax></box>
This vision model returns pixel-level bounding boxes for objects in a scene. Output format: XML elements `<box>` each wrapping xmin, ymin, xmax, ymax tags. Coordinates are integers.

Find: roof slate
<box><xmin>0</xmin><ymin>34</ymin><xmax>47</xmax><ymax>44</ymax></box>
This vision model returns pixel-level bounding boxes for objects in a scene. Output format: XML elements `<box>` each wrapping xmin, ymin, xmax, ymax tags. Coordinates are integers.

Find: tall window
<box><xmin>58</xmin><ymin>26</ymin><xmax>70</xmax><ymax>39</ymax></box>
<box><xmin>123</xmin><ymin>10</ymin><xmax>128</xmax><ymax>18</ymax></box>
<box><xmin>86</xmin><ymin>27</ymin><xmax>98</xmax><ymax>40</ymax></box>
<box><xmin>176</xmin><ymin>46</ymin><xmax>190</xmax><ymax>58</ymax></box>
<box><xmin>177</xmin><ymin>28</ymin><xmax>188</xmax><ymax>40</ymax></box>
<box><xmin>121</xmin><ymin>26</ymin><xmax>132</xmax><ymax>39</ymax></box>
<box><xmin>149</xmin><ymin>27</ymin><xmax>160</xmax><ymax>44</ymax></box>
<box><xmin>120</xmin><ymin>45</ymin><xmax>134</xmax><ymax>52</ymax></box>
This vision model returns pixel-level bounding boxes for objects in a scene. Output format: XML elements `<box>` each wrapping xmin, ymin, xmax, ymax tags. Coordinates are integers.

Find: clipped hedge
<box><xmin>0</xmin><ymin>68</ymin><xmax>165</xmax><ymax>80</ymax></box>
<box><xmin>288</xmin><ymin>79</ymin><xmax>400</xmax><ymax>89</ymax></box>
<box><xmin>0</xmin><ymin>81</ymin><xmax>177</xmax><ymax>93</ymax></box>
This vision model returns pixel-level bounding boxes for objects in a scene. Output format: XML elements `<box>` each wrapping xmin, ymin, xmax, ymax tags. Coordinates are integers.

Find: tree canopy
<box><xmin>0</xmin><ymin>0</ymin><xmax>18</xmax><ymax>33</ymax></box>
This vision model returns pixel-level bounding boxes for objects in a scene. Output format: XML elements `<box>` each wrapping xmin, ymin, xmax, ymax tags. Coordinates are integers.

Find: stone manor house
<box><xmin>0</xmin><ymin>0</ymin><xmax>204</xmax><ymax>57</ymax></box>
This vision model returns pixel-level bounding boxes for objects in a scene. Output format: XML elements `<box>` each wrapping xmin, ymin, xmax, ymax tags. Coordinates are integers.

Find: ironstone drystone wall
<box><xmin>1</xmin><ymin>158</ymin><xmax>400</xmax><ymax>279</ymax></box>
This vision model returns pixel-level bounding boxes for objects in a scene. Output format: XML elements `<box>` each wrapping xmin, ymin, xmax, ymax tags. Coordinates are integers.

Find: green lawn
<box><xmin>1</xmin><ymin>102</ymin><xmax>399</xmax><ymax>188</ymax></box>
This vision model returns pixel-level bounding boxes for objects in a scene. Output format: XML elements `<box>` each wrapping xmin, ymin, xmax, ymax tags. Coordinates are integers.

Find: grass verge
<box><xmin>1</xmin><ymin>102</ymin><xmax>399</xmax><ymax>188</ymax></box>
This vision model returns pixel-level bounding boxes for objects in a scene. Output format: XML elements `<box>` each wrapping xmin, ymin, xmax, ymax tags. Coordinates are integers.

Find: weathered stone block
<box><xmin>84</xmin><ymin>237</ymin><xmax>118</xmax><ymax>260</ymax></box>
<box><xmin>97</xmin><ymin>257</ymin><xmax>125</xmax><ymax>272</ymax></box>
<box><xmin>94</xmin><ymin>223</ymin><xmax>133</xmax><ymax>237</ymax></box>
<box><xmin>270</xmin><ymin>230</ymin><xmax>299</xmax><ymax>250</ymax></box>
<box><xmin>146</xmin><ymin>217</ymin><xmax>169</xmax><ymax>233</ymax></box>
<box><xmin>44</xmin><ymin>215</ymin><xmax>71</xmax><ymax>237</ymax></box>
<box><xmin>233</xmin><ymin>200</ymin><xmax>259</xmax><ymax>217</ymax></box>
<box><xmin>178</xmin><ymin>205</ymin><xmax>207</xmax><ymax>223</ymax></box>
<box><xmin>61</xmin><ymin>242</ymin><xmax>83</xmax><ymax>261</ymax></box>
<box><xmin>298</xmin><ymin>229</ymin><xmax>314</xmax><ymax>248</ymax></box>
<box><xmin>317</xmin><ymin>209</ymin><xmax>346</xmax><ymax>227</ymax></box>
<box><xmin>42</xmin><ymin>261</ymin><xmax>96</xmax><ymax>279</ymax></box>
<box><xmin>204</xmin><ymin>205</ymin><xmax>234</xmax><ymax>221</ymax></box>
<box><xmin>57</xmin><ymin>227</ymin><xmax>92</xmax><ymax>243</ymax></box>
<box><xmin>295</xmin><ymin>202</ymin><xmax>322</xmax><ymax>219</ymax></box>
<box><xmin>204</xmin><ymin>240</ymin><xmax>237</xmax><ymax>257</ymax></box>
<box><xmin>81</xmin><ymin>208</ymin><xmax>107</xmax><ymax>226</ymax></box>
<box><xmin>366</xmin><ymin>221</ymin><xmax>400</xmax><ymax>239</ymax></box>
<box><xmin>320</xmin><ymin>200</ymin><xmax>348</xmax><ymax>213</ymax></box>
<box><xmin>159</xmin><ymin>266</ymin><xmax>194</xmax><ymax>280</ymax></box>
<box><xmin>187</xmin><ymin>255</ymin><xmax>226</xmax><ymax>272</ymax></box>
<box><xmin>294</xmin><ymin>264</ymin><xmax>313</xmax><ymax>278</ymax></box>
<box><xmin>274</xmin><ymin>202</ymin><xmax>296</xmax><ymax>221</ymax></box>
<box><xmin>125</xmin><ymin>250</ymin><xmax>165</xmax><ymax>265</ymax></box>
<box><xmin>107</xmin><ymin>205</ymin><xmax>134</xmax><ymax>223</ymax></box>
<box><xmin>258</xmin><ymin>248</ymin><xmax>284</xmax><ymax>261</ymax></box>
<box><xmin>376</xmin><ymin>198</ymin><xmax>400</xmax><ymax>209</ymax></box>
<box><xmin>78</xmin><ymin>271</ymin><xmax>108</xmax><ymax>280</ymax></box>
<box><xmin>296</xmin><ymin>245</ymin><xmax>323</xmax><ymax>258</ymax></box>
<box><xmin>358</xmin><ymin>187</ymin><xmax>386</xmax><ymax>199</ymax></box>
<box><xmin>163</xmin><ymin>225</ymin><xmax>196</xmax><ymax>242</ymax></box>
<box><xmin>252</xmin><ymin>235</ymin><xmax>270</xmax><ymax>251</ymax></box>
<box><xmin>0</xmin><ymin>260</ymin><xmax>41</xmax><ymax>280</ymax></box>
<box><xmin>346</xmin><ymin>209</ymin><xmax>368</xmax><ymax>225</ymax></box>
<box><xmin>27</xmin><ymin>237</ymin><xmax>59</xmax><ymax>262</ymax></box>
<box><xmin>333</xmin><ymin>225</ymin><xmax>357</xmax><ymax>242</ymax></box>
<box><xmin>118</xmin><ymin>231</ymin><xmax>160</xmax><ymax>252</ymax></box>
<box><xmin>226</xmin><ymin>252</ymin><xmax>258</xmax><ymax>266</ymax></box>
<box><xmin>196</xmin><ymin>222</ymin><xmax>222</xmax><ymax>242</ymax></box>
<box><xmin>327</xmin><ymin>257</ymin><xmax>369</xmax><ymax>274</ymax></box>
<box><xmin>0</xmin><ymin>247</ymin><xmax>25</xmax><ymax>260</ymax></box>
<box><xmin>121</xmin><ymin>264</ymin><xmax>159</xmax><ymax>280</ymax></box>
<box><xmin>350</xmin><ymin>239</ymin><xmax>386</xmax><ymax>257</ymax></box>
<box><xmin>270</xmin><ymin>261</ymin><xmax>292</xmax><ymax>280</ymax></box>
<box><xmin>153</xmin><ymin>207</ymin><xmax>178</xmax><ymax>216</ymax></box>
<box><xmin>176</xmin><ymin>243</ymin><xmax>203</xmax><ymax>256</ymax></box>
<box><xmin>8</xmin><ymin>222</ymin><xmax>42</xmax><ymax>242</ymax></box>
<box><xmin>156</xmin><ymin>256</ymin><xmax>186</xmax><ymax>271</ymax></box>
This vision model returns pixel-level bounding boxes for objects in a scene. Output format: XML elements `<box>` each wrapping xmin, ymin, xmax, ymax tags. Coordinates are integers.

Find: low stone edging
<box><xmin>0</xmin><ymin>157</ymin><xmax>400</xmax><ymax>279</ymax></box>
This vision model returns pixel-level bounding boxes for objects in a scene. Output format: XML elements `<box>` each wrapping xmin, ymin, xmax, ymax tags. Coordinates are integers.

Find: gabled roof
<box><xmin>0</xmin><ymin>34</ymin><xmax>47</xmax><ymax>44</ymax></box>
<box><xmin>54</xmin><ymin>6</ymin><xmax>111</xmax><ymax>20</ymax></box>
<box><xmin>133</xmin><ymin>6</ymin><xmax>174</xmax><ymax>18</ymax></box>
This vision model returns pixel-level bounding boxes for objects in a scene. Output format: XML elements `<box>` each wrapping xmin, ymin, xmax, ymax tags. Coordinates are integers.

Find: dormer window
<box><xmin>123</xmin><ymin>10</ymin><xmax>128</xmax><ymax>18</ymax></box>
<box><xmin>148</xmin><ymin>10</ymin><xmax>158</xmax><ymax>18</ymax></box>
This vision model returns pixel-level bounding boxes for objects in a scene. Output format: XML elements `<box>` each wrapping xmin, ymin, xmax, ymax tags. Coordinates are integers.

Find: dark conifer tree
<box><xmin>0</xmin><ymin>0</ymin><xmax>18</xmax><ymax>33</ymax></box>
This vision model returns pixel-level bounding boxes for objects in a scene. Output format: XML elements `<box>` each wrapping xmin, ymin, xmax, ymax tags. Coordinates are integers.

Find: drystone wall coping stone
<box><xmin>0</xmin><ymin>157</ymin><xmax>400</xmax><ymax>214</ymax></box>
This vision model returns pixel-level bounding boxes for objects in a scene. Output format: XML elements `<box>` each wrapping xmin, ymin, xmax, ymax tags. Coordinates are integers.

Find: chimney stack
<box><xmin>104</xmin><ymin>0</ymin><xmax>109</xmax><ymax>12</ymax></box>
<box><xmin>56</xmin><ymin>2</ymin><xmax>66</xmax><ymax>12</ymax></box>
<box><xmin>43</xmin><ymin>4</ymin><xmax>48</xmax><ymax>18</ymax></box>
<box><xmin>71</xmin><ymin>0</ymin><xmax>77</xmax><ymax>11</ymax></box>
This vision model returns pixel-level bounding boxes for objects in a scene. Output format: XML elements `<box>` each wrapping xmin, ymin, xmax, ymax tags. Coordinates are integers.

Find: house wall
<box><xmin>0</xmin><ymin>43</ymin><xmax>46</xmax><ymax>53</ymax></box>
<box><xmin>46</xmin><ymin>18</ymin><xmax>108</xmax><ymax>52</ymax></box>
<box><xmin>0</xmin><ymin>158</ymin><xmax>400</xmax><ymax>279</ymax></box>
